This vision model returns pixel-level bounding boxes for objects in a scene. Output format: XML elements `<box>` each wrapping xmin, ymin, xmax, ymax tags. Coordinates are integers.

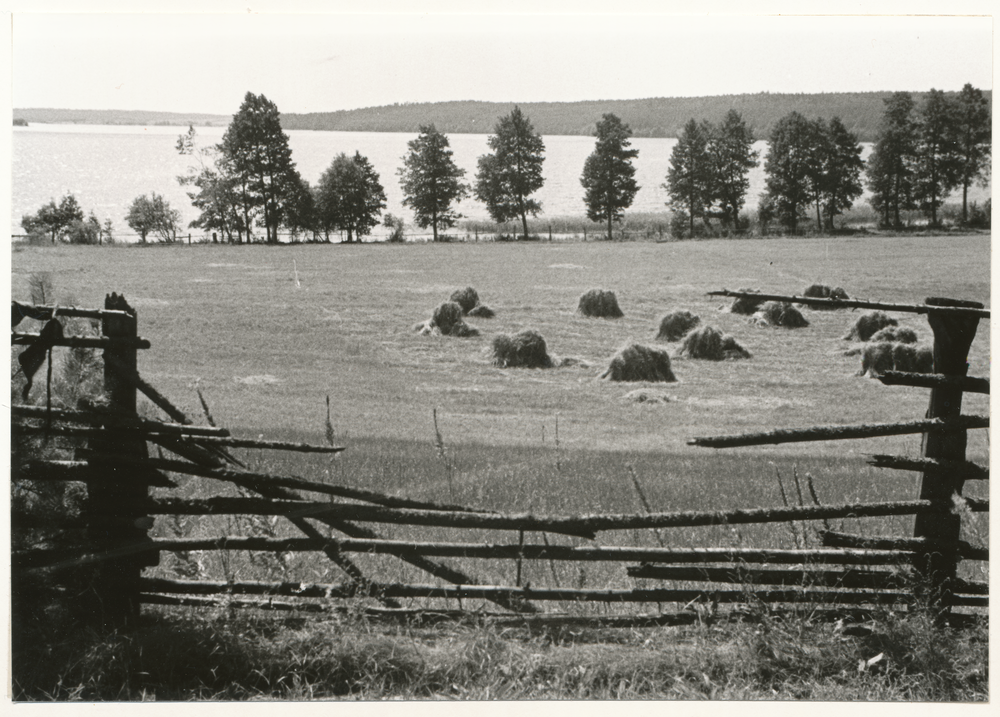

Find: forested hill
<box><xmin>15</xmin><ymin>91</ymin><xmax>991</xmax><ymax>142</ymax></box>
<box><xmin>280</xmin><ymin>92</ymin><xmax>991</xmax><ymax>142</ymax></box>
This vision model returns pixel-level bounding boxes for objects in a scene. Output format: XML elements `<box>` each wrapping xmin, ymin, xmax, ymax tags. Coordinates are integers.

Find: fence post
<box><xmin>913</xmin><ymin>297</ymin><xmax>983</xmax><ymax>617</ymax></box>
<box><xmin>83</xmin><ymin>293</ymin><xmax>155</xmax><ymax>630</ymax></box>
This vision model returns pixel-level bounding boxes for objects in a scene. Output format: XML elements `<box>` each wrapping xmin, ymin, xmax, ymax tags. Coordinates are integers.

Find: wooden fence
<box><xmin>11</xmin><ymin>291</ymin><xmax>989</xmax><ymax>629</ymax></box>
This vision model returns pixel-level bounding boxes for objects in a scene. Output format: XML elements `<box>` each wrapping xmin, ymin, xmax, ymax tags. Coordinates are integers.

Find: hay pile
<box><xmin>751</xmin><ymin>301</ymin><xmax>809</xmax><ymax>328</ymax></box>
<box><xmin>679</xmin><ymin>326</ymin><xmax>751</xmax><ymax>360</ymax></box>
<box><xmin>468</xmin><ymin>305</ymin><xmax>496</xmax><ymax>318</ymax></box>
<box><xmin>655</xmin><ymin>310</ymin><xmax>700</xmax><ymax>341</ymax></box>
<box><xmin>491</xmin><ymin>329</ymin><xmax>555</xmax><ymax>368</ymax></box>
<box><xmin>578</xmin><ymin>289</ymin><xmax>624</xmax><ymax>318</ymax></box>
<box><xmin>450</xmin><ymin>287</ymin><xmax>495</xmax><ymax>318</ymax></box>
<box><xmin>729</xmin><ymin>288</ymin><xmax>765</xmax><ymax>315</ymax></box>
<box><xmin>843</xmin><ymin>312</ymin><xmax>898</xmax><ymax>342</ymax></box>
<box><xmin>450</xmin><ymin>287</ymin><xmax>480</xmax><ymax>313</ymax></box>
<box><xmin>600</xmin><ymin>343</ymin><xmax>677</xmax><ymax>382</ymax></box>
<box><xmin>870</xmin><ymin>326</ymin><xmax>918</xmax><ymax>344</ymax></box>
<box><xmin>413</xmin><ymin>301</ymin><xmax>480</xmax><ymax>337</ymax></box>
<box><xmin>802</xmin><ymin>284</ymin><xmax>850</xmax><ymax>308</ymax></box>
<box><xmin>860</xmin><ymin>342</ymin><xmax>934</xmax><ymax>376</ymax></box>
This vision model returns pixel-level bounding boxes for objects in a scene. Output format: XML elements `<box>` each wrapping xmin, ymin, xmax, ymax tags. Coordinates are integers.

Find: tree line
<box><xmin>20</xmin><ymin>86</ymin><xmax>990</xmax><ymax>245</ymax></box>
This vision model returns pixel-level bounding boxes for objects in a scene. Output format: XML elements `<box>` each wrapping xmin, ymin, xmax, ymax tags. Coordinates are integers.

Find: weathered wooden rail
<box><xmin>11</xmin><ymin>290</ymin><xmax>989</xmax><ymax>628</ymax></box>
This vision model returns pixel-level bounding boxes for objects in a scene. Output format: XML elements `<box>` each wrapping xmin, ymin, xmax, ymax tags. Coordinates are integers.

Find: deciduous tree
<box><xmin>317</xmin><ymin>151</ymin><xmax>387</xmax><ymax>242</ymax></box>
<box><xmin>474</xmin><ymin>106</ymin><xmax>546</xmax><ymax>240</ymax></box>
<box><xmin>706</xmin><ymin>110</ymin><xmax>759</xmax><ymax>231</ymax></box>
<box><xmin>398</xmin><ymin>124</ymin><xmax>468</xmax><ymax>242</ymax></box>
<box><xmin>21</xmin><ymin>194</ymin><xmax>84</xmax><ymax>244</ymax></box>
<box><xmin>220</xmin><ymin>92</ymin><xmax>303</xmax><ymax>243</ymax></box>
<box><xmin>665</xmin><ymin>119</ymin><xmax>712</xmax><ymax>237</ymax></box>
<box><xmin>178</xmin><ymin>125</ymin><xmax>238</xmax><ymax>243</ymax></box>
<box><xmin>866</xmin><ymin>92</ymin><xmax>918</xmax><ymax>229</ymax></box>
<box><xmin>817</xmin><ymin>117</ymin><xmax>865</xmax><ymax>230</ymax></box>
<box><xmin>125</xmin><ymin>193</ymin><xmax>180</xmax><ymax>243</ymax></box>
<box><xmin>950</xmin><ymin>83</ymin><xmax>990</xmax><ymax>225</ymax></box>
<box><xmin>912</xmin><ymin>89</ymin><xmax>961</xmax><ymax>227</ymax></box>
<box><xmin>581</xmin><ymin>113</ymin><xmax>639</xmax><ymax>240</ymax></box>
<box><xmin>761</xmin><ymin>112</ymin><xmax>817</xmax><ymax>233</ymax></box>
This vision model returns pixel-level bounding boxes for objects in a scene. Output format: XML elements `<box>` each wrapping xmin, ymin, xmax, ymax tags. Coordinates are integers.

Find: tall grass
<box><xmin>12</xmin><ymin>603</ymin><xmax>988</xmax><ymax>700</ymax></box>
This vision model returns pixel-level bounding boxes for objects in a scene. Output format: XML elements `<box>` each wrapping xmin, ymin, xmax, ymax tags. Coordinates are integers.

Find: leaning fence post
<box><xmin>83</xmin><ymin>293</ymin><xmax>155</xmax><ymax>630</ymax></box>
<box><xmin>913</xmin><ymin>297</ymin><xmax>983</xmax><ymax>617</ymax></box>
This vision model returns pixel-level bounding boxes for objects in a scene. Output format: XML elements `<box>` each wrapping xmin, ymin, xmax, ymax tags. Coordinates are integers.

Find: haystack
<box><xmin>860</xmin><ymin>342</ymin><xmax>934</xmax><ymax>376</ymax></box>
<box><xmin>870</xmin><ymin>326</ymin><xmax>918</xmax><ymax>344</ymax></box>
<box><xmin>491</xmin><ymin>329</ymin><xmax>554</xmax><ymax>368</ymax></box>
<box><xmin>448</xmin><ymin>322</ymin><xmax>481</xmax><ymax>338</ymax></box>
<box><xmin>802</xmin><ymin>284</ymin><xmax>850</xmax><ymax>308</ymax></box>
<box><xmin>450</xmin><ymin>287</ymin><xmax>480</xmax><ymax>314</ymax></box>
<box><xmin>729</xmin><ymin>288</ymin><xmax>765</xmax><ymax>315</ymax></box>
<box><xmin>843</xmin><ymin>311</ymin><xmax>898</xmax><ymax>342</ymax></box>
<box><xmin>411</xmin><ymin>301</ymin><xmax>479</xmax><ymax>337</ymax></box>
<box><xmin>432</xmin><ymin>301</ymin><xmax>466</xmax><ymax>333</ymax></box>
<box><xmin>751</xmin><ymin>301</ymin><xmax>809</xmax><ymax>328</ymax></box>
<box><xmin>600</xmin><ymin>343</ymin><xmax>677</xmax><ymax>382</ymax></box>
<box><xmin>578</xmin><ymin>289</ymin><xmax>624</xmax><ymax>318</ymax></box>
<box><xmin>468</xmin><ymin>304</ymin><xmax>496</xmax><ymax>318</ymax></box>
<box><xmin>655</xmin><ymin>310</ymin><xmax>700</xmax><ymax>341</ymax></box>
<box><xmin>679</xmin><ymin>325</ymin><xmax>751</xmax><ymax>360</ymax></box>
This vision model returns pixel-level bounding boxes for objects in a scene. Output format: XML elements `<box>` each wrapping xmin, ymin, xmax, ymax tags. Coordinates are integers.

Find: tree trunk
<box><xmin>607</xmin><ymin>214</ymin><xmax>613</xmax><ymax>242</ymax></box>
<box><xmin>962</xmin><ymin>182</ymin><xmax>969</xmax><ymax>225</ymax></box>
<box><xmin>432</xmin><ymin>208</ymin><xmax>438</xmax><ymax>242</ymax></box>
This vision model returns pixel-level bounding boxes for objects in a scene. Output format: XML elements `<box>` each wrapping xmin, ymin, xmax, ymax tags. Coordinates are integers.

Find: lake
<box><xmin>10</xmin><ymin>123</ymin><xmax>987</xmax><ymax>240</ymax></box>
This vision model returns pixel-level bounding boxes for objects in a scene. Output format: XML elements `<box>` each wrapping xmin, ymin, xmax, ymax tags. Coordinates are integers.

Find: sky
<box><xmin>8</xmin><ymin>5</ymin><xmax>995</xmax><ymax>116</ymax></box>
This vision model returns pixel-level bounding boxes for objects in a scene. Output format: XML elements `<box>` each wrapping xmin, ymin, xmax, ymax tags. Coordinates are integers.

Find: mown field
<box><xmin>10</xmin><ymin>234</ymin><xmax>991</xmax><ymax>700</ymax></box>
<box><xmin>12</xmin><ymin>234</ymin><xmax>990</xmax><ymax>577</ymax></box>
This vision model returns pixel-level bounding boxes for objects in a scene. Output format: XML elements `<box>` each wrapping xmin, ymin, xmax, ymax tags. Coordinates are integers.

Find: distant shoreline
<box><xmin>14</xmin><ymin>90</ymin><xmax>993</xmax><ymax>143</ymax></box>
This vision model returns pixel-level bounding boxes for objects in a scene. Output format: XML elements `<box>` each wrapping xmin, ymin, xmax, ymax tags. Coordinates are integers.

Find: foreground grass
<box><xmin>11</xmin><ymin>605</ymin><xmax>987</xmax><ymax>701</ymax></box>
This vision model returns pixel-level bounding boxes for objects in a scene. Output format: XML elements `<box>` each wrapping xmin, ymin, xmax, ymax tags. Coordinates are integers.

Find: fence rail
<box><xmin>11</xmin><ymin>289</ymin><xmax>990</xmax><ymax>628</ymax></box>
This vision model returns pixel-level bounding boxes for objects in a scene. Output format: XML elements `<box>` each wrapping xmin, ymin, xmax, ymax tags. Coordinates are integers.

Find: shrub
<box><xmin>65</xmin><ymin>217</ymin><xmax>101</xmax><ymax>245</ymax></box>
<box><xmin>383</xmin><ymin>213</ymin><xmax>405</xmax><ymax>242</ymax></box>
<box><xmin>966</xmin><ymin>199</ymin><xmax>991</xmax><ymax>230</ymax></box>
<box><xmin>679</xmin><ymin>326</ymin><xmax>751</xmax><ymax>360</ymax></box>
<box><xmin>578</xmin><ymin>289</ymin><xmax>624</xmax><ymax>318</ymax></box>
<box><xmin>655</xmin><ymin>310</ymin><xmax>700</xmax><ymax>341</ymax></box>
<box><xmin>844</xmin><ymin>312</ymin><xmax>898</xmax><ymax>342</ymax></box>
<box><xmin>600</xmin><ymin>344</ymin><xmax>677</xmax><ymax>382</ymax></box>
<box><xmin>491</xmin><ymin>330</ymin><xmax>554</xmax><ymax>368</ymax></box>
